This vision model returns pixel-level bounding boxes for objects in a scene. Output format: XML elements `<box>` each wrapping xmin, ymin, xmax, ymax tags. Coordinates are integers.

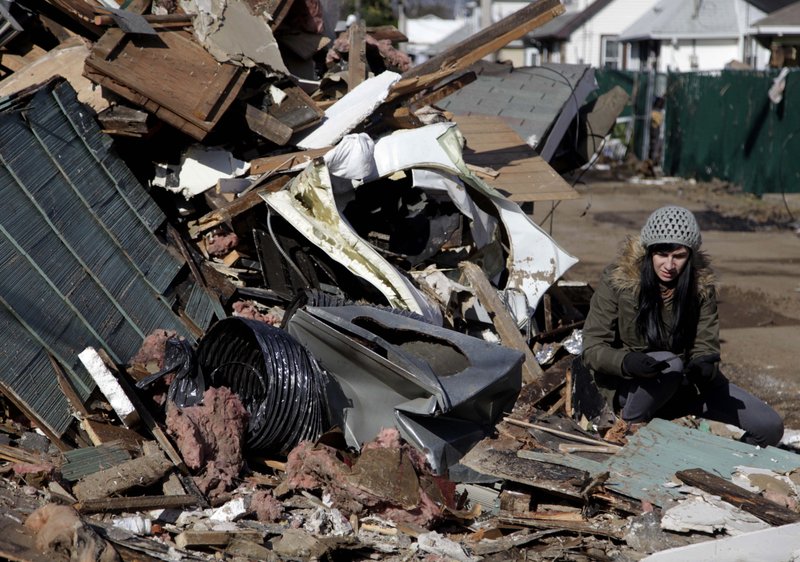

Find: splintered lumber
<box><xmin>408</xmin><ymin>72</ymin><xmax>477</xmax><ymax>111</ymax></box>
<box><xmin>459</xmin><ymin>261</ymin><xmax>543</xmax><ymax>383</ymax></box>
<box><xmin>250</xmin><ymin>147</ymin><xmax>330</xmax><ymax>175</ymax></box>
<box><xmin>497</xmin><ymin>513</ymin><xmax>626</xmax><ymax>540</ymax></box>
<box><xmin>676</xmin><ymin>468</ymin><xmax>800</xmax><ymax>526</ymax></box>
<box><xmin>76</xmin><ymin>494</ymin><xmax>200</xmax><ymax>514</ymax></box>
<box><xmin>403</xmin><ymin>0</ymin><xmax>564</xmax><ymax>80</ymax></box>
<box><xmin>348</xmin><ymin>20</ymin><xmax>367</xmax><ymax>90</ymax></box>
<box><xmin>187</xmin><ymin>175</ymin><xmax>292</xmax><ymax>237</ymax></box>
<box><xmin>0</xmin><ymin>443</ymin><xmax>45</xmax><ymax>465</ymax></box>
<box><xmin>84</xmin><ymin>28</ymin><xmax>247</xmax><ymax>141</ymax></box>
<box><xmin>507</xmin><ymin>418</ymin><xmax>621</xmax><ymax>451</ymax></box>
<box><xmin>175</xmin><ymin>530</ymin><xmax>264</xmax><ymax>550</ymax></box>
<box><xmin>72</xmin><ymin>449</ymin><xmax>172</xmax><ymax>501</ymax></box>
<box><xmin>366</xmin><ymin>25</ymin><xmax>408</xmax><ymax>42</ymax></box>
<box><xmin>245</xmin><ymin>104</ymin><xmax>293</xmax><ymax>145</ymax></box>
<box><xmin>94</xmin><ymin>13</ymin><xmax>192</xmax><ymax>27</ymax></box>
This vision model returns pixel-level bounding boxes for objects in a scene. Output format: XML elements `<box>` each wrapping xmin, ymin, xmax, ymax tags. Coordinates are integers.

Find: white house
<box><xmin>619</xmin><ymin>0</ymin><xmax>770</xmax><ymax>71</ymax></box>
<box><xmin>529</xmin><ymin>0</ymin><xmax>662</xmax><ymax>68</ymax></box>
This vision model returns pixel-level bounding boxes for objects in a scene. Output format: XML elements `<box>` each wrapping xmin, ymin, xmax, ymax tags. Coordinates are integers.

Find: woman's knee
<box><xmin>742</xmin><ymin>408</ymin><xmax>784</xmax><ymax>447</ymax></box>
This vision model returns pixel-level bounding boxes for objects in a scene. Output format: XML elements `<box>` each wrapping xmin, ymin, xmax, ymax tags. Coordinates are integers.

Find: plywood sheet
<box><xmin>84</xmin><ymin>28</ymin><xmax>247</xmax><ymax>140</ymax></box>
<box><xmin>453</xmin><ymin>114</ymin><xmax>579</xmax><ymax>203</ymax></box>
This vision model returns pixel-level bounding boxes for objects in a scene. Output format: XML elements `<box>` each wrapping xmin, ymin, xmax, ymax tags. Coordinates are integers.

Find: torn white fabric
<box><xmin>324</xmin><ymin>133</ymin><xmax>376</xmax><ymax>182</ymax></box>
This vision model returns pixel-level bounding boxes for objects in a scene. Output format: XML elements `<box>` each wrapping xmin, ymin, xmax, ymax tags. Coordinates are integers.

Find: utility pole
<box><xmin>481</xmin><ymin>0</ymin><xmax>495</xmax><ymax>62</ymax></box>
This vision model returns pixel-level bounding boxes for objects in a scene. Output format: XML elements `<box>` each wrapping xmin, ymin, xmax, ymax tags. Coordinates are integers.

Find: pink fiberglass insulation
<box><xmin>128</xmin><ymin>329</ymin><xmax>179</xmax><ymax>371</ymax></box>
<box><xmin>282</xmin><ymin>432</ymin><xmax>455</xmax><ymax>527</ymax></box>
<box><xmin>232</xmin><ymin>300</ymin><xmax>281</xmax><ymax>326</ymax></box>
<box><xmin>166</xmin><ymin>386</ymin><xmax>249</xmax><ymax>498</ymax></box>
<box><xmin>251</xmin><ymin>489</ymin><xmax>284</xmax><ymax>522</ymax></box>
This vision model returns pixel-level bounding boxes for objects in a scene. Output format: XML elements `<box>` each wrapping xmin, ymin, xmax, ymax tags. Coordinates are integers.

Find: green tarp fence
<box><xmin>594</xmin><ymin>68</ymin><xmax>800</xmax><ymax>195</ymax></box>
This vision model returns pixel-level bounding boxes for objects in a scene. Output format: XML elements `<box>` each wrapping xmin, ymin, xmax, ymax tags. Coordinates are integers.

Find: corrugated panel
<box><xmin>184</xmin><ymin>284</ymin><xmax>217</xmax><ymax>331</ymax></box>
<box><xmin>0</xmin><ymin>80</ymin><xmax>202</xmax><ymax>436</ymax></box>
<box><xmin>0</xmin><ymin>306</ymin><xmax>74</xmax><ymax>436</ymax></box>
<box><xmin>50</xmin><ymin>82</ymin><xmax>168</xmax><ymax>233</ymax></box>
<box><xmin>61</xmin><ymin>442</ymin><xmax>133</xmax><ymax>481</ymax></box>
<box><xmin>47</xmin><ymin>82</ymin><xmax>183</xmax><ymax>291</ymax></box>
<box><xmin>0</xmin><ymin>112</ymin><xmax>185</xmax><ymax>358</ymax></box>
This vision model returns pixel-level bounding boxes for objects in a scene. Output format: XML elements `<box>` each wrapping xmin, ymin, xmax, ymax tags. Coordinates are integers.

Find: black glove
<box><xmin>686</xmin><ymin>353</ymin><xmax>721</xmax><ymax>385</ymax></box>
<box><xmin>622</xmin><ymin>352</ymin><xmax>670</xmax><ymax>378</ymax></box>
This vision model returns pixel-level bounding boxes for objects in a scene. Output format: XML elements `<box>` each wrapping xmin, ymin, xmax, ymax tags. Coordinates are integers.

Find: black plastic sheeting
<box><xmin>195</xmin><ymin>318</ymin><xmax>328</xmax><ymax>454</ymax></box>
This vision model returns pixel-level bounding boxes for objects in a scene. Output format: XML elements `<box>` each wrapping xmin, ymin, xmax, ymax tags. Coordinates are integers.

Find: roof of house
<box><xmin>528</xmin><ymin>0</ymin><xmax>614</xmax><ymax>41</ymax></box>
<box><xmin>435</xmin><ymin>61</ymin><xmax>595</xmax><ymax>161</ymax></box>
<box><xmin>752</xmin><ymin>0</ymin><xmax>800</xmax><ymax>29</ymax></box>
<box><xmin>745</xmin><ymin>0</ymin><xmax>796</xmax><ymax>13</ymax></box>
<box><xmin>619</xmin><ymin>0</ymin><xmax>762</xmax><ymax>41</ymax></box>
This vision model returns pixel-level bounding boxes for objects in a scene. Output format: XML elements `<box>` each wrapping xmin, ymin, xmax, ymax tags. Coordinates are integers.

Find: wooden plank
<box><xmin>84</xmin><ymin>30</ymin><xmax>247</xmax><ymax>141</ymax></box>
<box><xmin>460</xmin><ymin>440</ymin><xmax>588</xmax><ymax>501</ymax></box>
<box><xmin>245</xmin><ymin>104</ymin><xmax>293</xmax><ymax>145</ymax></box>
<box><xmin>268</xmin><ymin>0</ymin><xmax>296</xmax><ymax>31</ymax></box>
<box><xmin>366</xmin><ymin>25</ymin><xmax>408</xmax><ymax>42</ymax></box>
<box><xmin>81</xmin><ymin>418</ymin><xmax>145</xmax><ymax>447</ymax></box>
<box><xmin>175</xmin><ymin>530</ymin><xmax>263</xmax><ymax>550</ymax></box>
<box><xmin>453</xmin><ymin>114</ymin><xmax>579</xmax><ymax>203</ymax></box>
<box><xmin>76</xmin><ymin>494</ymin><xmax>200</xmax><ymax>514</ymax></box>
<box><xmin>403</xmin><ymin>0</ymin><xmax>564</xmax><ymax>79</ymax></box>
<box><xmin>459</xmin><ymin>261</ymin><xmax>543</xmax><ymax>383</ymax></box>
<box><xmin>408</xmin><ymin>72</ymin><xmax>477</xmax><ymax>111</ymax></box>
<box><xmin>497</xmin><ymin>513</ymin><xmax>626</xmax><ymax>540</ymax></box>
<box><xmin>676</xmin><ymin>468</ymin><xmax>800</xmax><ymax>526</ymax></box>
<box><xmin>72</xmin><ymin>449</ymin><xmax>173</xmax><ymax>501</ymax></box>
<box><xmin>187</xmin><ymin>175</ymin><xmax>291</xmax><ymax>238</ymax></box>
<box><xmin>250</xmin><ymin>147</ymin><xmax>330</xmax><ymax>175</ymax></box>
<box><xmin>347</xmin><ymin>20</ymin><xmax>367</xmax><ymax>91</ymax></box>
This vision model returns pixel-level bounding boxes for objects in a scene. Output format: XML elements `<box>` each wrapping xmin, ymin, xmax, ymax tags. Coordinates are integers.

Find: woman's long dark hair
<box><xmin>635</xmin><ymin>243</ymin><xmax>699</xmax><ymax>352</ymax></box>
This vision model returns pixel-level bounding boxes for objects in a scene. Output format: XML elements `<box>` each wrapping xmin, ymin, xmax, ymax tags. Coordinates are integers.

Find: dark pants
<box><xmin>616</xmin><ymin>372</ymin><xmax>784</xmax><ymax>447</ymax></box>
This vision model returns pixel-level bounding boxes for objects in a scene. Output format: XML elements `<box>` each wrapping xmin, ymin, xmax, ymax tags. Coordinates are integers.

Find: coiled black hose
<box><xmin>195</xmin><ymin>317</ymin><xmax>328</xmax><ymax>454</ymax></box>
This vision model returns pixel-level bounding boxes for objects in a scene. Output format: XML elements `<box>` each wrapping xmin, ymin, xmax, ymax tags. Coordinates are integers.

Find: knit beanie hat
<box><xmin>640</xmin><ymin>206</ymin><xmax>702</xmax><ymax>250</ymax></box>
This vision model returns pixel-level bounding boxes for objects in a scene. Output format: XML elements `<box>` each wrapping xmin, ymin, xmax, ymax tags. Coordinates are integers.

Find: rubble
<box><xmin>0</xmin><ymin>0</ymin><xmax>797</xmax><ymax>561</ymax></box>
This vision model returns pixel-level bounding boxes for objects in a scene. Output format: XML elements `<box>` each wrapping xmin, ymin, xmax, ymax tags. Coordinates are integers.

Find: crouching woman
<box><xmin>581</xmin><ymin>205</ymin><xmax>783</xmax><ymax>447</ymax></box>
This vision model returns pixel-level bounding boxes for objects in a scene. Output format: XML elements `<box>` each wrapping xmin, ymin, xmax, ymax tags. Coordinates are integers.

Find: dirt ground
<box><xmin>530</xmin><ymin>175</ymin><xmax>800</xmax><ymax>428</ymax></box>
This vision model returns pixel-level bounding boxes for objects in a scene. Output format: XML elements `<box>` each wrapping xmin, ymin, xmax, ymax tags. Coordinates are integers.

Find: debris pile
<box><xmin>1</xmin><ymin>0</ymin><xmax>799</xmax><ymax>560</ymax></box>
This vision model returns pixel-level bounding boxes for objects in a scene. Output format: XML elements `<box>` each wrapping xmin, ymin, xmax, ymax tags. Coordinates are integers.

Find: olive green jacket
<box><xmin>582</xmin><ymin>236</ymin><xmax>719</xmax><ymax>391</ymax></box>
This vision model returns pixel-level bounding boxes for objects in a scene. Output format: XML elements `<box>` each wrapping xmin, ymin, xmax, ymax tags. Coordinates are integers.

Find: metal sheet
<box><xmin>287</xmin><ymin>305</ymin><xmax>523</xmax><ymax>473</ymax></box>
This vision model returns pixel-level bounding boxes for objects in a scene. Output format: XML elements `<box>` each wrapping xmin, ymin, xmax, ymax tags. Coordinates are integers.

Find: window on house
<box><xmin>601</xmin><ymin>36</ymin><xmax>622</xmax><ymax>69</ymax></box>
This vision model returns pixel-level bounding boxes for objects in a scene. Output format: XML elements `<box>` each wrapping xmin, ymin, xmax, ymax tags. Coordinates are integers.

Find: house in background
<box><xmin>405</xmin><ymin>0</ymin><xmax>775</xmax><ymax>71</ymax></box>
<box><xmin>750</xmin><ymin>1</ymin><xmax>800</xmax><ymax>66</ymax></box>
<box><xmin>528</xmin><ymin>0</ymin><xmax>661</xmax><ymax>68</ymax></box>
<box><xmin>619</xmin><ymin>0</ymin><xmax>769</xmax><ymax>71</ymax></box>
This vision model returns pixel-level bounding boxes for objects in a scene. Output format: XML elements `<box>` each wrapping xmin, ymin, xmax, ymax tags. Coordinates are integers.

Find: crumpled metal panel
<box><xmin>286</xmin><ymin>305</ymin><xmax>523</xmax><ymax>474</ymax></box>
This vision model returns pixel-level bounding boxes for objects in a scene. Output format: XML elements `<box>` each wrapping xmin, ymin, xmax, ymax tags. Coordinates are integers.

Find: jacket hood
<box><xmin>609</xmin><ymin>235</ymin><xmax>715</xmax><ymax>298</ymax></box>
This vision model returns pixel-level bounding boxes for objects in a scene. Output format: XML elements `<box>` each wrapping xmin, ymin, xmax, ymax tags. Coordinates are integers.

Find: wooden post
<box><xmin>459</xmin><ymin>261</ymin><xmax>543</xmax><ymax>383</ymax></box>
